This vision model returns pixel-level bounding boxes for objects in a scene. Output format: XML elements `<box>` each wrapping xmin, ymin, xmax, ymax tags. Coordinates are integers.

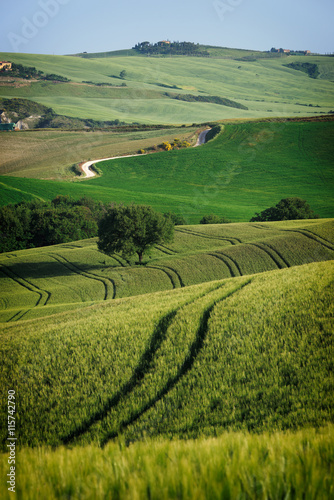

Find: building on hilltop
<box><xmin>270</xmin><ymin>48</ymin><xmax>311</xmax><ymax>55</ymax></box>
<box><xmin>0</xmin><ymin>61</ymin><xmax>12</xmax><ymax>71</ymax></box>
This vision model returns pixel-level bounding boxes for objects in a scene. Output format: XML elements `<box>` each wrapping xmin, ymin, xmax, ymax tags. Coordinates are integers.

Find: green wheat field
<box><xmin>1</xmin><ymin>218</ymin><xmax>334</xmax><ymax>498</ymax></box>
<box><xmin>0</xmin><ymin>46</ymin><xmax>334</xmax><ymax>499</ymax></box>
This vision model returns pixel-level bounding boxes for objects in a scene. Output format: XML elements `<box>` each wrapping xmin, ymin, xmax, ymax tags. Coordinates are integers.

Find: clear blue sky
<box><xmin>1</xmin><ymin>0</ymin><xmax>333</xmax><ymax>55</ymax></box>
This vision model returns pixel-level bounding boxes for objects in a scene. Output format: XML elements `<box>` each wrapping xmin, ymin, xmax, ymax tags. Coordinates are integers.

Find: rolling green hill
<box><xmin>0</xmin><ymin>250</ymin><xmax>333</xmax><ymax>447</ymax></box>
<box><xmin>1</xmin><ymin>218</ymin><xmax>333</xmax><ymax>497</ymax></box>
<box><xmin>0</xmin><ymin>45</ymin><xmax>333</xmax><ymax>500</ymax></box>
<box><xmin>0</xmin><ymin>50</ymin><xmax>333</xmax><ymax>124</ymax></box>
<box><xmin>0</xmin><ymin>119</ymin><xmax>333</xmax><ymax>221</ymax></box>
<box><xmin>0</xmin><ymin>218</ymin><xmax>333</xmax><ymax>322</ymax></box>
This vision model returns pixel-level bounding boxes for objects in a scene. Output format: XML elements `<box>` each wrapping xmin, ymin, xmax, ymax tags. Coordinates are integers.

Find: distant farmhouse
<box><xmin>0</xmin><ymin>61</ymin><xmax>12</xmax><ymax>71</ymax></box>
<box><xmin>270</xmin><ymin>48</ymin><xmax>311</xmax><ymax>55</ymax></box>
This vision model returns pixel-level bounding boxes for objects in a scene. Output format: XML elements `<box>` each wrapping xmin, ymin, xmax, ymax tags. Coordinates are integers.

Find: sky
<box><xmin>1</xmin><ymin>0</ymin><xmax>333</xmax><ymax>56</ymax></box>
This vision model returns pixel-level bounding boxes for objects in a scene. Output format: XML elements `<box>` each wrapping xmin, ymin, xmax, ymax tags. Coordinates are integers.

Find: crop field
<box><xmin>0</xmin><ymin>217</ymin><xmax>333</xmax><ymax>498</ymax></box>
<box><xmin>0</xmin><ymin>426</ymin><xmax>333</xmax><ymax>500</ymax></box>
<box><xmin>0</xmin><ymin>256</ymin><xmax>333</xmax><ymax>448</ymax></box>
<box><xmin>0</xmin><ymin>218</ymin><xmax>332</xmax><ymax>322</ymax></box>
<box><xmin>0</xmin><ymin>51</ymin><xmax>333</xmax><ymax>124</ymax></box>
<box><xmin>0</xmin><ymin>126</ymin><xmax>199</xmax><ymax>179</ymax></box>
<box><xmin>0</xmin><ymin>45</ymin><xmax>333</xmax><ymax>499</ymax></box>
<box><xmin>0</xmin><ymin>119</ymin><xmax>333</xmax><ymax>221</ymax></box>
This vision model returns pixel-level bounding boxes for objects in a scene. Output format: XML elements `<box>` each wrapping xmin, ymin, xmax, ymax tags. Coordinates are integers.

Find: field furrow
<box><xmin>103</xmin><ymin>279</ymin><xmax>252</xmax><ymax>445</ymax></box>
<box><xmin>288</xmin><ymin>229</ymin><xmax>334</xmax><ymax>251</ymax></box>
<box><xmin>249</xmin><ymin>243</ymin><xmax>287</xmax><ymax>269</ymax></box>
<box><xmin>0</xmin><ymin>263</ymin><xmax>51</xmax><ymax>307</ymax></box>
<box><xmin>50</xmin><ymin>253</ymin><xmax>115</xmax><ymax>300</ymax></box>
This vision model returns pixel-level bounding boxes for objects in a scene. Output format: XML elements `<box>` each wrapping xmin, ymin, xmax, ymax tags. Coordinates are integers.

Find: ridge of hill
<box><xmin>0</xmin><ymin>50</ymin><xmax>333</xmax><ymax>124</ymax></box>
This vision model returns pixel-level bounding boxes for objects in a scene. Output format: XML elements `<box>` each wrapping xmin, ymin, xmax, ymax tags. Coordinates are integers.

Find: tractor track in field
<box><xmin>108</xmin><ymin>254</ymin><xmax>128</xmax><ymax>267</ymax></box>
<box><xmin>147</xmin><ymin>264</ymin><xmax>184</xmax><ymax>288</ymax></box>
<box><xmin>207</xmin><ymin>252</ymin><xmax>240</xmax><ymax>277</ymax></box>
<box><xmin>99</xmin><ymin>278</ymin><xmax>252</xmax><ymax>446</ymax></box>
<box><xmin>211</xmin><ymin>250</ymin><xmax>243</xmax><ymax>276</ymax></box>
<box><xmin>145</xmin><ymin>266</ymin><xmax>178</xmax><ymax>289</ymax></box>
<box><xmin>248</xmin><ymin>243</ymin><xmax>289</xmax><ymax>269</ymax></box>
<box><xmin>300</xmin><ymin>228</ymin><xmax>334</xmax><ymax>248</ymax></box>
<box><xmin>61</xmin><ymin>309</ymin><xmax>178</xmax><ymax>445</ymax></box>
<box><xmin>156</xmin><ymin>244</ymin><xmax>177</xmax><ymax>255</ymax></box>
<box><xmin>50</xmin><ymin>254</ymin><xmax>116</xmax><ymax>300</ymax></box>
<box><xmin>0</xmin><ymin>263</ymin><xmax>51</xmax><ymax>321</ymax></box>
<box><xmin>286</xmin><ymin>229</ymin><xmax>334</xmax><ymax>251</ymax></box>
<box><xmin>61</xmin><ymin>279</ymin><xmax>250</xmax><ymax>447</ymax></box>
<box><xmin>0</xmin><ymin>264</ymin><xmax>52</xmax><ymax>322</ymax></box>
<box><xmin>0</xmin><ymin>264</ymin><xmax>51</xmax><ymax>306</ymax></box>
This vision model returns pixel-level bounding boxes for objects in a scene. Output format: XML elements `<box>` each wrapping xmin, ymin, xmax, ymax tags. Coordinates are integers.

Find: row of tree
<box><xmin>133</xmin><ymin>41</ymin><xmax>210</xmax><ymax>57</ymax></box>
<box><xmin>0</xmin><ymin>63</ymin><xmax>70</xmax><ymax>82</ymax></box>
<box><xmin>0</xmin><ymin>197</ymin><xmax>318</xmax><ymax>257</ymax></box>
<box><xmin>0</xmin><ymin>196</ymin><xmax>104</xmax><ymax>253</ymax></box>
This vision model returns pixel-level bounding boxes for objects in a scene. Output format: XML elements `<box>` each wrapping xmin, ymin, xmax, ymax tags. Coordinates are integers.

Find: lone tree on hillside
<box><xmin>97</xmin><ymin>204</ymin><xmax>174</xmax><ymax>263</ymax></box>
<box><xmin>250</xmin><ymin>197</ymin><xmax>319</xmax><ymax>222</ymax></box>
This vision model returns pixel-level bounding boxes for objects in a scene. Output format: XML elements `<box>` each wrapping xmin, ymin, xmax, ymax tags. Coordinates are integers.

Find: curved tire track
<box><xmin>50</xmin><ymin>254</ymin><xmax>116</xmax><ymax>300</ymax></box>
<box><xmin>176</xmin><ymin>227</ymin><xmax>241</xmax><ymax>245</ymax></box>
<box><xmin>61</xmin><ymin>281</ymin><xmax>228</xmax><ymax>445</ymax></box>
<box><xmin>100</xmin><ymin>279</ymin><xmax>252</xmax><ymax>446</ymax></box>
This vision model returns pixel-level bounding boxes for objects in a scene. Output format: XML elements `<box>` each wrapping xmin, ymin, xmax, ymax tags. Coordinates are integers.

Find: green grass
<box><xmin>0</xmin><ymin>426</ymin><xmax>333</xmax><ymax>499</ymax></box>
<box><xmin>0</xmin><ymin>222</ymin><xmax>333</xmax><ymax>442</ymax></box>
<box><xmin>0</xmin><ymin>218</ymin><xmax>333</xmax><ymax>322</ymax></box>
<box><xmin>0</xmin><ymin>119</ymin><xmax>333</xmax><ymax>221</ymax></box>
<box><xmin>0</xmin><ymin>220</ymin><xmax>332</xmax><ymax>498</ymax></box>
<box><xmin>0</xmin><ymin>126</ymin><xmax>198</xmax><ymax>179</ymax></box>
<box><xmin>0</xmin><ymin>51</ymin><xmax>333</xmax><ymax>123</ymax></box>
<box><xmin>0</xmin><ymin>258</ymin><xmax>333</xmax><ymax>449</ymax></box>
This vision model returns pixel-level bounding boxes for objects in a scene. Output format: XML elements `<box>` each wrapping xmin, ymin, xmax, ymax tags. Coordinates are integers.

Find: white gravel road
<box><xmin>80</xmin><ymin>128</ymin><xmax>211</xmax><ymax>178</ymax></box>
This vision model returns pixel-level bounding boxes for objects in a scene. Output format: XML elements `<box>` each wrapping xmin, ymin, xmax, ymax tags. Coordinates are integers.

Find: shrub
<box><xmin>162</xmin><ymin>141</ymin><xmax>172</xmax><ymax>151</ymax></box>
<box><xmin>200</xmin><ymin>214</ymin><xmax>231</xmax><ymax>224</ymax></box>
<box><xmin>163</xmin><ymin>211</ymin><xmax>186</xmax><ymax>225</ymax></box>
<box><xmin>250</xmin><ymin>197</ymin><xmax>319</xmax><ymax>222</ymax></box>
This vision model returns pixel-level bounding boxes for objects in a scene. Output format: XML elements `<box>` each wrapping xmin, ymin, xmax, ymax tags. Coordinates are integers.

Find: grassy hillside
<box><xmin>0</xmin><ymin>119</ymin><xmax>333</xmax><ymax>220</ymax></box>
<box><xmin>0</xmin><ymin>219</ymin><xmax>332</xmax><ymax>497</ymax></box>
<box><xmin>0</xmin><ymin>126</ymin><xmax>198</xmax><ymax>179</ymax></box>
<box><xmin>0</xmin><ymin>51</ymin><xmax>333</xmax><ymax>124</ymax></box>
<box><xmin>0</xmin><ymin>218</ymin><xmax>333</xmax><ymax>322</ymax></box>
<box><xmin>0</xmin><ymin>257</ymin><xmax>333</xmax><ymax>448</ymax></box>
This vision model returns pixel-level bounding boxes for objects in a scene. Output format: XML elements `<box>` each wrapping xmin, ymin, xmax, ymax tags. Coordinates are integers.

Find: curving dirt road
<box><xmin>80</xmin><ymin>154</ymin><xmax>143</xmax><ymax>178</ymax></box>
<box><xmin>80</xmin><ymin>128</ymin><xmax>211</xmax><ymax>178</ymax></box>
<box><xmin>194</xmin><ymin>128</ymin><xmax>210</xmax><ymax>147</ymax></box>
